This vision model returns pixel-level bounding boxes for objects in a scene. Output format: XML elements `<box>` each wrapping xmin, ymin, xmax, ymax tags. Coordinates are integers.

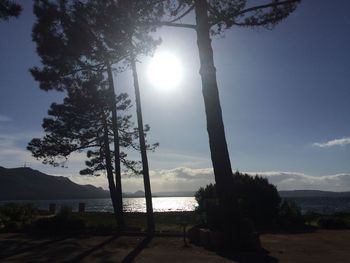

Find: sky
<box><xmin>0</xmin><ymin>0</ymin><xmax>349</xmax><ymax>192</ymax></box>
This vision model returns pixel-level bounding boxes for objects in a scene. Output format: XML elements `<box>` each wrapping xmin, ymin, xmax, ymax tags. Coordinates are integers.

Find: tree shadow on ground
<box><xmin>121</xmin><ymin>235</ymin><xmax>153</xmax><ymax>263</ymax></box>
<box><xmin>66</xmin><ymin>234</ymin><xmax>120</xmax><ymax>263</ymax></box>
<box><xmin>217</xmin><ymin>248</ymin><xmax>278</xmax><ymax>263</ymax></box>
<box><xmin>0</xmin><ymin>235</ymin><xmax>69</xmax><ymax>259</ymax></box>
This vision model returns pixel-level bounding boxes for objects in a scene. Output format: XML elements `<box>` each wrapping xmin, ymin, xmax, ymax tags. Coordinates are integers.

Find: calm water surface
<box><xmin>1</xmin><ymin>197</ymin><xmax>350</xmax><ymax>214</ymax></box>
<box><xmin>0</xmin><ymin>197</ymin><xmax>197</xmax><ymax>213</ymax></box>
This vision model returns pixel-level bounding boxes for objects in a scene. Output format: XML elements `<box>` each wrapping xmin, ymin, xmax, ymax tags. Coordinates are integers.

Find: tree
<box><xmin>27</xmin><ymin>74</ymin><xmax>157</xmax><ymax>223</ymax></box>
<box><xmin>149</xmin><ymin>0</ymin><xmax>300</xmax><ymax>245</ymax></box>
<box><xmin>31</xmin><ymin>0</ymin><xmax>161</xmax><ymax>231</ymax></box>
<box><xmin>31</xmin><ymin>0</ymin><xmax>129</xmax><ymax>229</ymax></box>
<box><xmin>117</xmin><ymin>0</ymin><xmax>164</xmax><ymax>232</ymax></box>
<box><xmin>0</xmin><ymin>0</ymin><xmax>21</xmax><ymax>21</ymax></box>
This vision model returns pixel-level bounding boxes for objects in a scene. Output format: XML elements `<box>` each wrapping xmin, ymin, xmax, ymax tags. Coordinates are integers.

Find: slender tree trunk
<box><xmin>106</xmin><ymin>62</ymin><xmax>125</xmax><ymax>230</ymax></box>
<box><xmin>131</xmin><ymin>58</ymin><xmax>155</xmax><ymax>232</ymax></box>
<box><xmin>194</xmin><ymin>0</ymin><xmax>235</xmax><ymax>242</ymax></box>
<box><xmin>194</xmin><ymin>0</ymin><xmax>233</xmax><ymax>202</ymax></box>
<box><xmin>102</xmin><ymin>114</ymin><xmax>120</xmax><ymax>223</ymax></box>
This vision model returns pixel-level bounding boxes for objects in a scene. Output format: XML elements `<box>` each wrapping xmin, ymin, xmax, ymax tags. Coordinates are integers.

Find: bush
<box><xmin>31</xmin><ymin>206</ymin><xmax>85</xmax><ymax>234</ymax></box>
<box><xmin>317</xmin><ymin>217</ymin><xmax>348</xmax><ymax>229</ymax></box>
<box><xmin>195</xmin><ymin>172</ymin><xmax>281</xmax><ymax>230</ymax></box>
<box><xmin>0</xmin><ymin>203</ymin><xmax>37</xmax><ymax>231</ymax></box>
<box><xmin>277</xmin><ymin>200</ymin><xmax>305</xmax><ymax>231</ymax></box>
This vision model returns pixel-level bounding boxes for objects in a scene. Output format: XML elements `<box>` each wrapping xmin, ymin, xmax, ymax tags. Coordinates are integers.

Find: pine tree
<box><xmin>30</xmin><ymin>0</ymin><xmax>160</xmax><ymax>230</ymax></box>
<box><xmin>152</xmin><ymin>0</ymin><xmax>301</xmax><ymax>247</ymax></box>
<box><xmin>27</xmin><ymin>74</ymin><xmax>158</xmax><ymax>224</ymax></box>
<box><xmin>0</xmin><ymin>0</ymin><xmax>21</xmax><ymax>22</ymax></box>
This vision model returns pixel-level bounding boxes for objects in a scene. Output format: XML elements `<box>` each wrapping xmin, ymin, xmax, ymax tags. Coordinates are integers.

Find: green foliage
<box><xmin>195</xmin><ymin>172</ymin><xmax>281</xmax><ymax>230</ymax></box>
<box><xmin>277</xmin><ymin>200</ymin><xmax>305</xmax><ymax>231</ymax></box>
<box><xmin>304</xmin><ymin>212</ymin><xmax>350</xmax><ymax>230</ymax></box>
<box><xmin>317</xmin><ymin>217</ymin><xmax>349</xmax><ymax>229</ymax></box>
<box><xmin>0</xmin><ymin>203</ymin><xmax>37</xmax><ymax>231</ymax></box>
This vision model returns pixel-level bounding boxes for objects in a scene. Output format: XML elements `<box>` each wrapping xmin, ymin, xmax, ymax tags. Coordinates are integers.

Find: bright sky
<box><xmin>0</xmin><ymin>0</ymin><xmax>349</xmax><ymax>192</ymax></box>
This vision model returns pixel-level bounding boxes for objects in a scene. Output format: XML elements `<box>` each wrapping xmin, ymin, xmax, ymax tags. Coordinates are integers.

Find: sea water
<box><xmin>1</xmin><ymin>196</ymin><xmax>350</xmax><ymax>214</ymax></box>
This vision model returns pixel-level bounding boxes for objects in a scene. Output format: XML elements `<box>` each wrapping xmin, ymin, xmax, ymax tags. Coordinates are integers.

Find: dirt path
<box><xmin>0</xmin><ymin>230</ymin><xmax>349</xmax><ymax>262</ymax></box>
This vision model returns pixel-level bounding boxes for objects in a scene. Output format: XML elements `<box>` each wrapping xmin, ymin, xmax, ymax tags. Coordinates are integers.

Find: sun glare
<box><xmin>147</xmin><ymin>52</ymin><xmax>183</xmax><ymax>90</ymax></box>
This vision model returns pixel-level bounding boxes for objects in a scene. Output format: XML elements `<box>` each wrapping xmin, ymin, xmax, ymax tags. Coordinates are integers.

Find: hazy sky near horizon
<box><xmin>0</xmin><ymin>0</ymin><xmax>349</xmax><ymax>192</ymax></box>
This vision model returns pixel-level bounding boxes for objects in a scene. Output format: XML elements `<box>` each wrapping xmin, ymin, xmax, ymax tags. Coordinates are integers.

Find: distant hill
<box><xmin>0</xmin><ymin>166</ymin><xmax>109</xmax><ymax>200</ymax></box>
<box><xmin>279</xmin><ymin>190</ymin><xmax>350</xmax><ymax>198</ymax></box>
<box><xmin>2</xmin><ymin>166</ymin><xmax>350</xmax><ymax>200</ymax></box>
<box><xmin>123</xmin><ymin>191</ymin><xmax>196</xmax><ymax>197</ymax></box>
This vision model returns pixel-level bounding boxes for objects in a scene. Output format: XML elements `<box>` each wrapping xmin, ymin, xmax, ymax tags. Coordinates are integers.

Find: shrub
<box><xmin>277</xmin><ymin>200</ymin><xmax>305</xmax><ymax>231</ymax></box>
<box><xmin>317</xmin><ymin>217</ymin><xmax>348</xmax><ymax>229</ymax></box>
<box><xmin>32</xmin><ymin>206</ymin><xmax>85</xmax><ymax>234</ymax></box>
<box><xmin>195</xmin><ymin>172</ymin><xmax>281</xmax><ymax>230</ymax></box>
<box><xmin>0</xmin><ymin>203</ymin><xmax>37</xmax><ymax>231</ymax></box>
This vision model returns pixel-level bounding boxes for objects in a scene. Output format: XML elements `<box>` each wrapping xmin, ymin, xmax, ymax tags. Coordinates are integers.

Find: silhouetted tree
<box><xmin>117</xmin><ymin>0</ymin><xmax>164</xmax><ymax>232</ymax></box>
<box><xmin>151</xmin><ymin>0</ymin><xmax>300</xmax><ymax>245</ymax></box>
<box><xmin>27</xmin><ymin>75</ymin><xmax>157</xmax><ymax>223</ymax></box>
<box><xmin>31</xmin><ymin>0</ymin><xmax>129</xmax><ymax>229</ymax></box>
<box><xmin>0</xmin><ymin>0</ymin><xmax>21</xmax><ymax>21</ymax></box>
<box><xmin>31</xmin><ymin>0</ymin><xmax>161</xmax><ymax>231</ymax></box>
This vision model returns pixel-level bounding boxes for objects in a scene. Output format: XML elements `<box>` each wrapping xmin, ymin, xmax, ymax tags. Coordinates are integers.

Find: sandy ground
<box><xmin>1</xmin><ymin>230</ymin><xmax>350</xmax><ymax>262</ymax></box>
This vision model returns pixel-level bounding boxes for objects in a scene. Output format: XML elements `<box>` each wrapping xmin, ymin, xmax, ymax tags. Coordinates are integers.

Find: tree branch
<box><xmin>167</xmin><ymin>4</ymin><xmax>195</xmax><ymax>23</ymax></box>
<box><xmin>236</xmin><ymin>0</ymin><xmax>300</xmax><ymax>17</ymax></box>
<box><xmin>209</xmin><ymin>0</ymin><xmax>300</xmax><ymax>27</ymax></box>
<box><xmin>159</xmin><ymin>21</ymin><xmax>196</xmax><ymax>29</ymax></box>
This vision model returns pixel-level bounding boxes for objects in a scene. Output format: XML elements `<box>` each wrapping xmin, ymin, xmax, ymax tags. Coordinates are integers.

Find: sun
<box><xmin>147</xmin><ymin>52</ymin><xmax>183</xmax><ymax>90</ymax></box>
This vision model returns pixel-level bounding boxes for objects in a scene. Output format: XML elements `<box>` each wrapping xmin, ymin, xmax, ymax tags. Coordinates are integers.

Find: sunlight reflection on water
<box><xmin>0</xmin><ymin>197</ymin><xmax>198</xmax><ymax>213</ymax></box>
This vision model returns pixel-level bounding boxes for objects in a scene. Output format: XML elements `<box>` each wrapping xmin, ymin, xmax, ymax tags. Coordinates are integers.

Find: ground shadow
<box><xmin>0</xmin><ymin>235</ymin><xmax>69</xmax><ymax>259</ymax></box>
<box><xmin>217</xmin><ymin>248</ymin><xmax>278</xmax><ymax>263</ymax></box>
<box><xmin>121</xmin><ymin>234</ymin><xmax>153</xmax><ymax>263</ymax></box>
<box><xmin>66</xmin><ymin>234</ymin><xmax>120</xmax><ymax>263</ymax></box>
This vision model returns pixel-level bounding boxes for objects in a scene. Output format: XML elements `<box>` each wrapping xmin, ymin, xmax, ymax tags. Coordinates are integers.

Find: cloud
<box><xmin>37</xmin><ymin>167</ymin><xmax>350</xmax><ymax>193</ymax></box>
<box><xmin>313</xmin><ymin>137</ymin><xmax>350</xmax><ymax>148</ymax></box>
<box><xmin>255</xmin><ymin>171</ymin><xmax>350</xmax><ymax>192</ymax></box>
<box><xmin>0</xmin><ymin>114</ymin><xmax>12</xmax><ymax>123</ymax></box>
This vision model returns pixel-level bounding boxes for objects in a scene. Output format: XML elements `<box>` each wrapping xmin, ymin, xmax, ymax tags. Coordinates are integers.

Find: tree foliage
<box><xmin>27</xmin><ymin>75</ymin><xmax>158</xmax><ymax>176</ymax></box>
<box><xmin>195</xmin><ymin>172</ymin><xmax>281</xmax><ymax>229</ymax></box>
<box><xmin>0</xmin><ymin>0</ymin><xmax>21</xmax><ymax>22</ymax></box>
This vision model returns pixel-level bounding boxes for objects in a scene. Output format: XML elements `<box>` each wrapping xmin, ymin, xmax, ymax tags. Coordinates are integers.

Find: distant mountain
<box><xmin>279</xmin><ymin>190</ymin><xmax>350</xmax><ymax>198</ymax></box>
<box><xmin>123</xmin><ymin>190</ymin><xmax>196</xmax><ymax>197</ymax></box>
<box><xmin>0</xmin><ymin>166</ymin><xmax>110</xmax><ymax>200</ymax></box>
<box><xmin>154</xmin><ymin>191</ymin><xmax>196</xmax><ymax>197</ymax></box>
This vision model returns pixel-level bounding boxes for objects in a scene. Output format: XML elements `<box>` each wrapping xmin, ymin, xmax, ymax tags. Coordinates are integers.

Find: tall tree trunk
<box><xmin>194</xmin><ymin>0</ymin><xmax>235</xmax><ymax>242</ymax></box>
<box><xmin>194</xmin><ymin>0</ymin><xmax>233</xmax><ymax>202</ymax></box>
<box><xmin>106</xmin><ymin>62</ymin><xmax>125</xmax><ymax>230</ymax></box>
<box><xmin>102</xmin><ymin>114</ymin><xmax>120</xmax><ymax>223</ymax></box>
<box><xmin>131</xmin><ymin>58</ymin><xmax>155</xmax><ymax>232</ymax></box>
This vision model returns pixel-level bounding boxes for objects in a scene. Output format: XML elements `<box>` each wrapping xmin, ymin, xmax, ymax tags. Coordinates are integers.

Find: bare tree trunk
<box><xmin>106</xmin><ymin>62</ymin><xmax>125</xmax><ymax>230</ymax></box>
<box><xmin>194</xmin><ymin>0</ymin><xmax>233</xmax><ymax>203</ymax></box>
<box><xmin>194</xmin><ymin>0</ymin><xmax>235</xmax><ymax>243</ymax></box>
<box><xmin>131</xmin><ymin>58</ymin><xmax>155</xmax><ymax>232</ymax></box>
<box><xmin>102</xmin><ymin>114</ymin><xmax>120</xmax><ymax>224</ymax></box>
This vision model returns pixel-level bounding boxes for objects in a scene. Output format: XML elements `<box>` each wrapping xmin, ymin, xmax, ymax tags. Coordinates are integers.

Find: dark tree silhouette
<box><xmin>30</xmin><ymin>0</ymin><xmax>161</xmax><ymax>231</ymax></box>
<box><xmin>31</xmin><ymin>0</ymin><xmax>129</xmax><ymax>229</ymax></box>
<box><xmin>152</xmin><ymin>0</ymin><xmax>301</xmax><ymax>246</ymax></box>
<box><xmin>117</xmin><ymin>0</ymin><xmax>164</xmax><ymax>232</ymax></box>
<box><xmin>27</xmin><ymin>75</ymin><xmax>157</xmax><ymax>223</ymax></box>
<box><xmin>0</xmin><ymin>0</ymin><xmax>21</xmax><ymax>21</ymax></box>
